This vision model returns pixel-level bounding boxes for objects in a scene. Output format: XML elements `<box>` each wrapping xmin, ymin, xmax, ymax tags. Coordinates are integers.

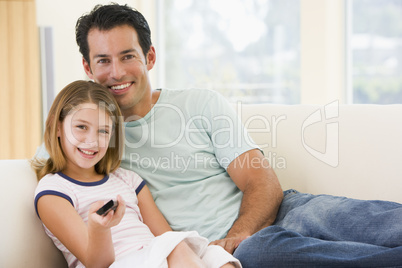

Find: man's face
<box><xmin>83</xmin><ymin>25</ymin><xmax>155</xmax><ymax>117</ymax></box>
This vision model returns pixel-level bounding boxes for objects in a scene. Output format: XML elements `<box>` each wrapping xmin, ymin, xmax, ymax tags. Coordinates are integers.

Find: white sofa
<box><xmin>1</xmin><ymin>103</ymin><xmax>402</xmax><ymax>268</ymax></box>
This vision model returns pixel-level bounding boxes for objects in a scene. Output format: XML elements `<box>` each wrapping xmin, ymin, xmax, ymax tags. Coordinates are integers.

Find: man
<box><xmin>75</xmin><ymin>4</ymin><xmax>402</xmax><ymax>267</ymax></box>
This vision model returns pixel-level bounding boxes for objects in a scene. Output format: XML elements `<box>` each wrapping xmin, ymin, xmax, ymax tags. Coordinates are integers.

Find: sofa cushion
<box><xmin>235</xmin><ymin>103</ymin><xmax>402</xmax><ymax>203</ymax></box>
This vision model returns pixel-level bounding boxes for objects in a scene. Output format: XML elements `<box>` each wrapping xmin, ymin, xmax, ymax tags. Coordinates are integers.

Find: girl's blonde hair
<box><xmin>32</xmin><ymin>80</ymin><xmax>124</xmax><ymax>180</ymax></box>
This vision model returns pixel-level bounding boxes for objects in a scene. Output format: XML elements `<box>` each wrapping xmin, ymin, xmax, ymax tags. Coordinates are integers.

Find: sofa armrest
<box><xmin>0</xmin><ymin>159</ymin><xmax>67</xmax><ymax>268</ymax></box>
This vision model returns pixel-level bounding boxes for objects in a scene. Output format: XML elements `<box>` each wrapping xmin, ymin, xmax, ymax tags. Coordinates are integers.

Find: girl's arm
<box><xmin>137</xmin><ymin>185</ymin><xmax>172</xmax><ymax>235</ymax></box>
<box><xmin>37</xmin><ymin>195</ymin><xmax>125</xmax><ymax>268</ymax></box>
<box><xmin>137</xmin><ymin>186</ymin><xmax>207</xmax><ymax>267</ymax></box>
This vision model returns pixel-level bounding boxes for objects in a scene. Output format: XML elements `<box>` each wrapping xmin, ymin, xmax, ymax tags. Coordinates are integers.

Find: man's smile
<box><xmin>109</xmin><ymin>82</ymin><xmax>133</xmax><ymax>94</ymax></box>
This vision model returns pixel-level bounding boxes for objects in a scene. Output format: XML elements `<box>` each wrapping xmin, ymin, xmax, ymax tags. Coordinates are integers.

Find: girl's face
<box><xmin>58</xmin><ymin>102</ymin><xmax>113</xmax><ymax>176</ymax></box>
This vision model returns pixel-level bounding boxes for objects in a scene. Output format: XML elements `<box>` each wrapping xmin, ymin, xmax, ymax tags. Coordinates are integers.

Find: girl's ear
<box><xmin>57</xmin><ymin>121</ymin><xmax>62</xmax><ymax>137</ymax></box>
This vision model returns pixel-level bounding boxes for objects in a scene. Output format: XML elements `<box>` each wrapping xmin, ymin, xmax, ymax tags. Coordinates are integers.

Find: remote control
<box><xmin>96</xmin><ymin>200</ymin><xmax>118</xmax><ymax>216</ymax></box>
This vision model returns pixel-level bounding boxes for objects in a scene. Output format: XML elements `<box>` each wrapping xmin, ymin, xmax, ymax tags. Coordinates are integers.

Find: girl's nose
<box><xmin>84</xmin><ymin>131</ymin><xmax>99</xmax><ymax>148</ymax></box>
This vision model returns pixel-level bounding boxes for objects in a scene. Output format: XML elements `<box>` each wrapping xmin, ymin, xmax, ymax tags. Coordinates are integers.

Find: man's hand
<box><xmin>214</xmin><ymin>149</ymin><xmax>283</xmax><ymax>255</ymax></box>
<box><xmin>209</xmin><ymin>236</ymin><xmax>250</xmax><ymax>254</ymax></box>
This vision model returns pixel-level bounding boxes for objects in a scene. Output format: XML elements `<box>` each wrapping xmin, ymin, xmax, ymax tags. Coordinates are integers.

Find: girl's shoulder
<box><xmin>36</xmin><ymin>172</ymin><xmax>66</xmax><ymax>188</ymax></box>
<box><xmin>34</xmin><ymin>172</ymin><xmax>75</xmax><ymax>209</ymax></box>
<box><xmin>111</xmin><ymin>167</ymin><xmax>141</xmax><ymax>178</ymax></box>
<box><xmin>110</xmin><ymin>167</ymin><xmax>144</xmax><ymax>189</ymax></box>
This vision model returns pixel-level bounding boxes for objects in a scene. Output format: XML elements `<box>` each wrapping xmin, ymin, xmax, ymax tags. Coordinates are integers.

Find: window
<box><xmin>349</xmin><ymin>0</ymin><xmax>402</xmax><ymax>104</ymax></box>
<box><xmin>158</xmin><ymin>0</ymin><xmax>300</xmax><ymax>104</ymax></box>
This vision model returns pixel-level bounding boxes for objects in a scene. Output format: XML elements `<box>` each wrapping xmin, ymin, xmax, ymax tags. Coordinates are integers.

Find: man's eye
<box><xmin>123</xmin><ymin>55</ymin><xmax>135</xmax><ymax>60</ymax></box>
<box><xmin>98</xmin><ymin>59</ymin><xmax>110</xmax><ymax>64</ymax></box>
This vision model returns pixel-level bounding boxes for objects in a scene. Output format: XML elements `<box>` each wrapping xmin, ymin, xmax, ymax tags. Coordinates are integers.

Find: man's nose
<box><xmin>110</xmin><ymin>61</ymin><xmax>126</xmax><ymax>80</ymax></box>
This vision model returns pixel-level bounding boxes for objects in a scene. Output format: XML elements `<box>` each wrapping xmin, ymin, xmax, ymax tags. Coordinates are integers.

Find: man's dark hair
<box><xmin>75</xmin><ymin>3</ymin><xmax>152</xmax><ymax>64</ymax></box>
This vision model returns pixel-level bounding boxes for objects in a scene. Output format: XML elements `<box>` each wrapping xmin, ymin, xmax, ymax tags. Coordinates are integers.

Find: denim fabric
<box><xmin>233</xmin><ymin>189</ymin><xmax>402</xmax><ymax>267</ymax></box>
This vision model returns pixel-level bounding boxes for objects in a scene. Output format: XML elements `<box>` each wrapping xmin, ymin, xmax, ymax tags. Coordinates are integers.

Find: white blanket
<box><xmin>110</xmin><ymin>231</ymin><xmax>242</xmax><ymax>268</ymax></box>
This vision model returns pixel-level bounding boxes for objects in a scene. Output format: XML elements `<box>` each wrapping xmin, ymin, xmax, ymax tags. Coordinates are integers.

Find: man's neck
<box><xmin>122</xmin><ymin>89</ymin><xmax>161</xmax><ymax>122</ymax></box>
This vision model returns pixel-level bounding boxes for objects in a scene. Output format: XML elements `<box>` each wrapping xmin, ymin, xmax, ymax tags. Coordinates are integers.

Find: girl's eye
<box><xmin>76</xmin><ymin>125</ymin><xmax>87</xmax><ymax>130</ymax></box>
<box><xmin>99</xmin><ymin>129</ymin><xmax>109</xmax><ymax>134</ymax></box>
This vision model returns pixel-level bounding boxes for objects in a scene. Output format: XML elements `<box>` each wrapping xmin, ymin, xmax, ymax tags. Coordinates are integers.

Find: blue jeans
<box><xmin>233</xmin><ymin>189</ymin><xmax>402</xmax><ymax>267</ymax></box>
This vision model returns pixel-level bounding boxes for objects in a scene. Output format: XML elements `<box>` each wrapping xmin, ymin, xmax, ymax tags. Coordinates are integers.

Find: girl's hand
<box><xmin>88</xmin><ymin>195</ymin><xmax>126</xmax><ymax>230</ymax></box>
<box><xmin>85</xmin><ymin>195</ymin><xmax>125</xmax><ymax>267</ymax></box>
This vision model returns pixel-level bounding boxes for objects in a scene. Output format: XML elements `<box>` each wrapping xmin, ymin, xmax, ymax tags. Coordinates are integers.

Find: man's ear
<box><xmin>146</xmin><ymin>46</ymin><xmax>156</xmax><ymax>71</ymax></box>
<box><xmin>82</xmin><ymin>57</ymin><xmax>94</xmax><ymax>79</ymax></box>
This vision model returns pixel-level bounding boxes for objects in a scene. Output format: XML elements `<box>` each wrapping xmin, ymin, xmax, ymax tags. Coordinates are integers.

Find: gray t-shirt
<box><xmin>121</xmin><ymin>88</ymin><xmax>258</xmax><ymax>241</ymax></box>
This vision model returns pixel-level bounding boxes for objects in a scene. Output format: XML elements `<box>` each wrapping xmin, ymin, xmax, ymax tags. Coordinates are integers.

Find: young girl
<box><xmin>32</xmin><ymin>80</ymin><xmax>241</xmax><ymax>268</ymax></box>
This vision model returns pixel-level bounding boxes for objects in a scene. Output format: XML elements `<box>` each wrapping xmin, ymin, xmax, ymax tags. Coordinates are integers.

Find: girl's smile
<box><xmin>77</xmin><ymin>148</ymin><xmax>98</xmax><ymax>158</ymax></box>
<box><xmin>58</xmin><ymin>102</ymin><xmax>113</xmax><ymax>180</ymax></box>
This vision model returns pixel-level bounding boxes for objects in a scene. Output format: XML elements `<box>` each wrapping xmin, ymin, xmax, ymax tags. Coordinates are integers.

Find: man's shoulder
<box><xmin>160</xmin><ymin>88</ymin><xmax>226</xmax><ymax>111</ymax></box>
<box><xmin>162</xmin><ymin>88</ymin><xmax>221</xmax><ymax>100</ymax></box>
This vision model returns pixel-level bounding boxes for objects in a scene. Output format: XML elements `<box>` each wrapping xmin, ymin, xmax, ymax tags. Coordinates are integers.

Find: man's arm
<box><xmin>210</xmin><ymin>148</ymin><xmax>283</xmax><ymax>254</ymax></box>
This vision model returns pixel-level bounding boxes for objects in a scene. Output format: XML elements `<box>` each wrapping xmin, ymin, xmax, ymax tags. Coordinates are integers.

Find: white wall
<box><xmin>35</xmin><ymin>0</ymin><xmax>157</xmax><ymax>98</ymax></box>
